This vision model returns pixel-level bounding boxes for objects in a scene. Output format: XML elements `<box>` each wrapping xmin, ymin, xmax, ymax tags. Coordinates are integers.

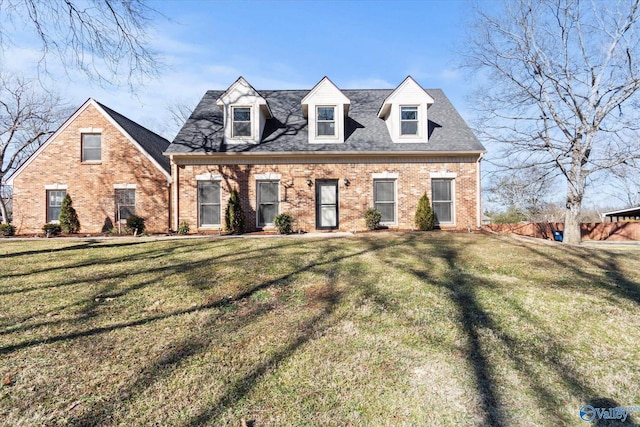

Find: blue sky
<box><xmin>4</xmin><ymin>0</ymin><xmax>477</xmax><ymax>138</ymax></box>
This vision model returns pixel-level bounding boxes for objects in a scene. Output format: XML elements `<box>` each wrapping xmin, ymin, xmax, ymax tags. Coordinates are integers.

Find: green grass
<box><xmin>0</xmin><ymin>233</ymin><xmax>639</xmax><ymax>426</ymax></box>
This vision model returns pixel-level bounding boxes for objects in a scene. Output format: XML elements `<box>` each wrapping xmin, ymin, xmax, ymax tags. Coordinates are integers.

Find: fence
<box><xmin>484</xmin><ymin>222</ymin><xmax>640</xmax><ymax>241</ymax></box>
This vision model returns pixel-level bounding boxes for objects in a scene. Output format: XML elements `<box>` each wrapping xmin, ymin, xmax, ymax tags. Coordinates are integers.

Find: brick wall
<box><xmin>12</xmin><ymin>104</ymin><xmax>170</xmax><ymax>234</ymax></box>
<box><xmin>173</xmin><ymin>157</ymin><xmax>480</xmax><ymax>233</ymax></box>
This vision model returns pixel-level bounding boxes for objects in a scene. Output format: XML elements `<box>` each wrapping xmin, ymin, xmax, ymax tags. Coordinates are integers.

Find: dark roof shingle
<box><xmin>97</xmin><ymin>102</ymin><xmax>171</xmax><ymax>172</ymax></box>
<box><xmin>166</xmin><ymin>88</ymin><xmax>484</xmax><ymax>154</ymax></box>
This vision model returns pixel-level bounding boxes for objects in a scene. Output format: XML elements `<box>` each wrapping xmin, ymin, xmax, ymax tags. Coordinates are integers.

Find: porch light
<box><xmin>306</xmin><ymin>178</ymin><xmax>312</xmax><ymax>187</ymax></box>
<box><xmin>343</xmin><ymin>178</ymin><xmax>350</xmax><ymax>187</ymax></box>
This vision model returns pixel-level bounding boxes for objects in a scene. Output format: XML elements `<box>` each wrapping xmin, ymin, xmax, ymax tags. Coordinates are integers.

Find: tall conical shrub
<box><xmin>415</xmin><ymin>192</ymin><xmax>435</xmax><ymax>231</ymax></box>
<box><xmin>224</xmin><ymin>189</ymin><xmax>245</xmax><ymax>234</ymax></box>
<box><xmin>59</xmin><ymin>194</ymin><xmax>80</xmax><ymax>233</ymax></box>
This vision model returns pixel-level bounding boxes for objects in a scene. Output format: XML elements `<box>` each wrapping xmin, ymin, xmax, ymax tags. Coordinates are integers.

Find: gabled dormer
<box><xmin>216</xmin><ymin>77</ymin><xmax>273</xmax><ymax>144</ymax></box>
<box><xmin>301</xmin><ymin>77</ymin><xmax>351</xmax><ymax>144</ymax></box>
<box><xmin>377</xmin><ymin>76</ymin><xmax>434</xmax><ymax>143</ymax></box>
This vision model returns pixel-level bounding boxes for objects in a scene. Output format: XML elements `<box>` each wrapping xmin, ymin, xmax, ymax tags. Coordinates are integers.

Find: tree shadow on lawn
<box><xmin>4</xmin><ymin>236</ymin><xmax>402</xmax><ymax>426</ymax></box>
<box><xmin>397</xmin><ymin>234</ymin><xmax>624</xmax><ymax>426</ymax></box>
<box><xmin>0</xmin><ymin>238</ymin><xmax>309</xmax><ymax>333</ymax></box>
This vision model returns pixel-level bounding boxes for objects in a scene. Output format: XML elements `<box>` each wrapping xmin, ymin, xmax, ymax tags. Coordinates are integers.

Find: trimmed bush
<box><xmin>126</xmin><ymin>215</ymin><xmax>146</xmax><ymax>235</ymax></box>
<box><xmin>415</xmin><ymin>192</ymin><xmax>435</xmax><ymax>231</ymax></box>
<box><xmin>0</xmin><ymin>223</ymin><xmax>15</xmax><ymax>236</ymax></box>
<box><xmin>59</xmin><ymin>194</ymin><xmax>80</xmax><ymax>234</ymax></box>
<box><xmin>42</xmin><ymin>223</ymin><xmax>62</xmax><ymax>236</ymax></box>
<box><xmin>364</xmin><ymin>208</ymin><xmax>382</xmax><ymax>231</ymax></box>
<box><xmin>177</xmin><ymin>220</ymin><xmax>190</xmax><ymax>235</ymax></box>
<box><xmin>224</xmin><ymin>190</ymin><xmax>245</xmax><ymax>234</ymax></box>
<box><xmin>274</xmin><ymin>213</ymin><xmax>295</xmax><ymax>234</ymax></box>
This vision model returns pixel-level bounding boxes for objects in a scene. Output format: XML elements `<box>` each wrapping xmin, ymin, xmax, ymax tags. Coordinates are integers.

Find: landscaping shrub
<box><xmin>415</xmin><ymin>192</ymin><xmax>435</xmax><ymax>231</ymax></box>
<box><xmin>224</xmin><ymin>190</ymin><xmax>245</xmax><ymax>234</ymax></box>
<box><xmin>0</xmin><ymin>223</ymin><xmax>15</xmax><ymax>236</ymax></box>
<box><xmin>126</xmin><ymin>215</ymin><xmax>146</xmax><ymax>235</ymax></box>
<box><xmin>274</xmin><ymin>213</ymin><xmax>295</xmax><ymax>234</ymax></box>
<box><xmin>364</xmin><ymin>208</ymin><xmax>382</xmax><ymax>231</ymax></box>
<box><xmin>59</xmin><ymin>194</ymin><xmax>80</xmax><ymax>233</ymax></box>
<box><xmin>42</xmin><ymin>223</ymin><xmax>61</xmax><ymax>236</ymax></box>
<box><xmin>177</xmin><ymin>220</ymin><xmax>190</xmax><ymax>235</ymax></box>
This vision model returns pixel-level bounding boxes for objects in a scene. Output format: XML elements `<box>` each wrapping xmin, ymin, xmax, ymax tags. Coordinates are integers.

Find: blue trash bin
<box><xmin>553</xmin><ymin>230</ymin><xmax>563</xmax><ymax>242</ymax></box>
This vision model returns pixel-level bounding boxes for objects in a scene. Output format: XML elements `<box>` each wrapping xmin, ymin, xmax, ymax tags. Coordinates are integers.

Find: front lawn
<box><xmin>1</xmin><ymin>233</ymin><xmax>639</xmax><ymax>426</ymax></box>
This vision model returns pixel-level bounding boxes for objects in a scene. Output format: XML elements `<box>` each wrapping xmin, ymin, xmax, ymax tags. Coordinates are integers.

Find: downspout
<box><xmin>170</xmin><ymin>155</ymin><xmax>180</xmax><ymax>232</ymax></box>
<box><xmin>476</xmin><ymin>152</ymin><xmax>484</xmax><ymax>229</ymax></box>
<box><xmin>167</xmin><ymin>176</ymin><xmax>172</xmax><ymax>233</ymax></box>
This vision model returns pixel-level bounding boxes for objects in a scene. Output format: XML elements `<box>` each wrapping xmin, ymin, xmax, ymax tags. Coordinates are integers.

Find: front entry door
<box><xmin>316</xmin><ymin>180</ymin><xmax>339</xmax><ymax>230</ymax></box>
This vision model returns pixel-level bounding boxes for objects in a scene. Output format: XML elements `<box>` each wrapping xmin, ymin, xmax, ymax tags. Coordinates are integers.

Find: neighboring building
<box><xmin>7</xmin><ymin>99</ymin><xmax>171</xmax><ymax>234</ymax></box>
<box><xmin>603</xmin><ymin>206</ymin><xmax>640</xmax><ymax>222</ymax></box>
<box><xmin>165</xmin><ymin>76</ymin><xmax>486</xmax><ymax>233</ymax></box>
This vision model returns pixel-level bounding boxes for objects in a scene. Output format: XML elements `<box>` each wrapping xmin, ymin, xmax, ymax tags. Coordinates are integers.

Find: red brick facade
<box><xmin>11</xmin><ymin>103</ymin><xmax>170</xmax><ymax>234</ymax></box>
<box><xmin>170</xmin><ymin>154</ymin><xmax>481</xmax><ymax>233</ymax></box>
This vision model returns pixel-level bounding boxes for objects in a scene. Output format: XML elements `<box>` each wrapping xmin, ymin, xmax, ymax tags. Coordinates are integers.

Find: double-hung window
<box><xmin>115</xmin><ymin>189</ymin><xmax>135</xmax><ymax>221</ymax></box>
<box><xmin>198</xmin><ymin>181</ymin><xmax>221</xmax><ymax>226</ymax></box>
<box><xmin>47</xmin><ymin>190</ymin><xmax>66</xmax><ymax>223</ymax></box>
<box><xmin>232</xmin><ymin>107</ymin><xmax>251</xmax><ymax>138</ymax></box>
<box><xmin>374</xmin><ymin>179</ymin><xmax>396</xmax><ymax>224</ymax></box>
<box><xmin>81</xmin><ymin>133</ymin><xmax>101</xmax><ymax>161</ymax></box>
<box><xmin>316</xmin><ymin>106</ymin><xmax>336</xmax><ymax>137</ymax></box>
<box><xmin>400</xmin><ymin>106</ymin><xmax>419</xmax><ymax>136</ymax></box>
<box><xmin>432</xmin><ymin>179</ymin><xmax>454</xmax><ymax>224</ymax></box>
<box><xmin>257</xmin><ymin>181</ymin><xmax>279</xmax><ymax>226</ymax></box>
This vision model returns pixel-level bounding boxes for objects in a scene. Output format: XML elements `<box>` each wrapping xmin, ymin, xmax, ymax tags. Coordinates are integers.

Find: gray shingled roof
<box><xmin>97</xmin><ymin>102</ymin><xmax>171</xmax><ymax>172</ymax></box>
<box><xmin>166</xmin><ymin>89</ymin><xmax>485</xmax><ymax>154</ymax></box>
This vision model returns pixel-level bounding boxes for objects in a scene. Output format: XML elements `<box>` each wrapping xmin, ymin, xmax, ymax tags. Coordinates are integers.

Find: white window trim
<box><xmin>44</xmin><ymin>184</ymin><xmax>68</xmax><ymax>190</ymax></box>
<box><xmin>115</xmin><ymin>188</ymin><xmax>136</xmax><ymax>223</ymax></box>
<box><xmin>231</xmin><ymin>105</ymin><xmax>252</xmax><ymax>139</ymax></box>
<box><xmin>254</xmin><ymin>172</ymin><xmax>282</xmax><ymax>180</ymax></box>
<box><xmin>372</xmin><ymin>172</ymin><xmax>399</xmax><ymax>179</ymax></box>
<box><xmin>46</xmin><ymin>189</ymin><xmax>67</xmax><ymax>224</ymax></box>
<box><xmin>373</xmin><ymin>178</ymin><xmax>398</xmax><ymax>226</ymax></box>
<box><xmin>197</xmin><ymin>179</ymin><xmax>222</xmax><ymax>228</ymax></box>
<box><xmin>432</xmin><ymin>178</ymin><xmax>456</xmax><ymax>226</ymax></box>
<box><xmin>316</xmin><ymin>105</ymin><xmax>337</xmax><ymax>138</ymax></box>
<box><xmin>256</xmin><ymin>179</ymin><xmax>280</xmax><ymax>228</ymax></box>
<box><xmin>430</xmin><ymin>172</ymin><xmax>457</xmax><ymax>179</ymax></box>
<box><xmin>399</xmin><ymin>105</ymin><xmax>420</xmax><ymax>138</ymax></box>
<box><xmin>81</xmin><ymin>132</ymin><xmax>102</xmax><ymax>162</ymax></box>
<box><xmin>196</xmin><ymin>173</ymin><xmax>223</xmax><ymax>181</ymax></box>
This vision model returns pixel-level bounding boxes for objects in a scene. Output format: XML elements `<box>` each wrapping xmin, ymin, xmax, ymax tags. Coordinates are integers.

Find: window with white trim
<box><xmin>400</xmin><ymin>106</ymin><xmax>419</xmax><ymax>136</ymax></box>
<box><xmin>81</xmin><ymin>133</ymin><xmax>101</xmax><ymax>161</ymax></box>
<box><xmin>115</xmin><ymin>189</ymin><xmax>135</xmax><ymax>221</ymax></box>
<box><xmin>374</xmin><ymin>179</ymin><xmax>396</xmax><ymax>224</ymax></box>
<box><xmin>257</xmin><ymin>181</ymin><xmax>279</xmax><ymax>226</ymax></box>
<box><xmin>47</xmin><ymin>190</ymin><xmax>66</xmax><ymax>223</ymax></box>
<box><xmin>316</xmin><ymin>106</ymin><xmax>336</xmax><ymax>137</ymax></box>
<box><xmin>432</xmin><ymin>179</ymin><xmax>453</xmax><ymax>224</ymax></box>
<box><xmin>198</xmin><ymin>181</ymin><xmax>221</xmax><ymax>226</ymax></box>
<box><xmin>232</xmin><ymin>107</ymin><xmax>251</xmax><ymax>138</ymax></box>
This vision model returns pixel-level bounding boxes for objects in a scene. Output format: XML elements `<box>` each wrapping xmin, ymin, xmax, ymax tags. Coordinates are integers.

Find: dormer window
<box><xmin>400</xmin><ymin>106</ymin><xmax>419</xmax><ymax>136</ymax></box>
<box><xmin>316</xmin><ymin>106</ymin><xmax>336</xmax><ymax>137</ymax></box>
<box><xmin>232</xmin><ymin>107</ymin><xmax>252</xmax><ymax>138</ymax></box>
<box><xmin>378</xmin><ymin>77</ymin><xmax>434</xmax><ymax>143</ymax></box>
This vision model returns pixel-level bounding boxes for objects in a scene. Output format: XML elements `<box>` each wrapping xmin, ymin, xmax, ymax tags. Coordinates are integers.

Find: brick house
<box><xmin>165</xmin><ymin>76</ymin><xmax>486</xmax><ymax>233</ymax></box>
<box><xmin>7</xmin><ymin>99</ymin><xmax>171</xmax><ymax>234</ymax></box>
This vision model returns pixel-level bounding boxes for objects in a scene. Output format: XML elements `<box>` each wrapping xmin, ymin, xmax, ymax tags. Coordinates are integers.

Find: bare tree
<box><xmin>486</xmin><ymin>166</ymin><xmax>553</xmax><ymax>221</ymax></box>
<box><xmin>465</xmin><ymin>0</ymin><xmax>640</xmax><ymax>244</ymax></box>
<box><xmin>0</xmin><ymin>73</ymin><xmax>69</xmax><ymax>223</ymax></box>
<box><xmin>0</xmin><ymin>0</ymin><xmax>163</xmax><ymax>88</ymax></box>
